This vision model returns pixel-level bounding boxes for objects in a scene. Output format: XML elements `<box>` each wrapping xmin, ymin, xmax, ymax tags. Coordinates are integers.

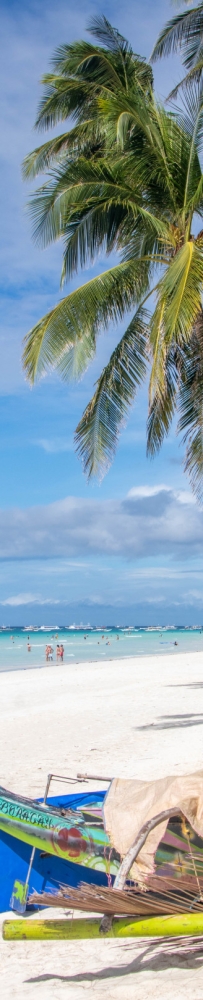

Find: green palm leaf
<box><xmin>35</xmin><ymin>76</ymin><xmax>97</xmax><ymax>131</ymax></box>
<box><xmin>149</xmin><ymin>240</ymin><xmax>203</xmax><ymax>406</ymax></box>
<box><xmin>152</xmin><ymin>4</ymin><xmax>203</xmax><ymax>71</ymax></box>
<box><xmin>22</xmin><ymin>121</ymin><xmax>101</xmax><ymax>180</ymax></box>
<box><xmin>28</xmin><ymin>153</ymin><xmax>173</xmax><ymax>284</ymax></box>
<box><xmin>75</xmin><ymin>305</ymin><xmax>148</xmax><ymax>478</ymax></box>
<box><xmin>155</xmin><ymin>240</ymin><xmax>203</xmax><ymax>348</ymax></box>
<box><xmin>147</xmin><ymin>346</ymin><xmax>179</xmax><ymax>455</ymax></box>
<box><xmin>178</xmin><ymin>310</ymin><xmax>203</xmax><ymax>500</ymax></box>
<box><xmin>22</xmin><ymin>15</ymin><xmax>203</xmax><ymax>497</ymax></box>
<box><xmin>22</xmin><ymin>259</ymin><xmax>150</xmax><ymax>383</ymax></box>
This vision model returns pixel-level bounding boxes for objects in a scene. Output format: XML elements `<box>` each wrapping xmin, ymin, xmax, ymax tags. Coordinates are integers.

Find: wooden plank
<box><xmin>3</xmin><ymin>913</ymin><xmax>203</xmax><ymax>940</ymax></box>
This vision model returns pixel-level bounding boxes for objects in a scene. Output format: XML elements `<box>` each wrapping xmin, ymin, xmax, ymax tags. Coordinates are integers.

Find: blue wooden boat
<box><xmin>0</xmin><ymin>789</ymin><xmax>110</xmax><ymax>913</ymax></box>
<box><xmin>2</xmin><ymin>781</ymin><xmax>203</xmax><ymax>915</ymax></box>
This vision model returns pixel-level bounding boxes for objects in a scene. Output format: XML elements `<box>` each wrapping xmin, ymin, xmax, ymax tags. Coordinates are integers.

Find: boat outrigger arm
<box><xmin>4</xmin><ymin>805</ymin><xmax>203</xmax><ymax>941</ymax></box>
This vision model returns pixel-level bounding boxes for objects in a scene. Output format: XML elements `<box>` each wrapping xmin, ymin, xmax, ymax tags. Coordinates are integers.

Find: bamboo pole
<box><xmin>3</xmin><ymin>913</ymin><xmax>203</xmax><ymax>940</ymax></box>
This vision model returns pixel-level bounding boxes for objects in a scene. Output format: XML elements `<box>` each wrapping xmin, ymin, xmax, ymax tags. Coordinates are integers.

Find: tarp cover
<box><xmin>104</xmin><ymin>771</ymin><xmax>203</xmax><ymax>882</ymax></box>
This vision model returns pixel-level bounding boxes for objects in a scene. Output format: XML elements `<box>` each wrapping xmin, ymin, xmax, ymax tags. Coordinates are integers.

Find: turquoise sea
<box><xmin>0</xmin><ymin>625</ymin><xmax>203</xmax><ymax>671</ymax></box>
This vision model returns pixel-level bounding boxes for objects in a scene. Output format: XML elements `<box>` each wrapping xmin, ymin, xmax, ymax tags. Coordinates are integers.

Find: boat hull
<box><xmin>0</xmin><ymin>785</ymin><xmax>113</xmax><ymax>869</ymax></box>
<box><xmin>0</xmin><ymin>790</ymin><xmax>111</xmax><ymax>914</ymax></box>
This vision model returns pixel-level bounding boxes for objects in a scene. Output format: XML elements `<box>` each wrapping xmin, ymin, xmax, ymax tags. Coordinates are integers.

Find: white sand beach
<box><xmin>1</xmin><ymin>651</ymin><xmax>203</xmax><ymax>999</ymax></box>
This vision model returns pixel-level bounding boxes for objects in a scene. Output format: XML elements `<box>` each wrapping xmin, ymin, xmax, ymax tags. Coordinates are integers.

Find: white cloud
<box><xmin>175</xmin><ymin>491</ymin><xmax>197</xmax><ymax>506</ymax></box>
<box><xmin>127</xmin><ymin>485</ymin><xmax>197</xmax><ymax>505</ymax></box>
<box><xmin>0</xmin><ymin>486</ymin><xmax>202</xmax><ymax>561</ymax></box>
<box><xmin>35</xmin><ymin>437</ymin><xmax>73</xmax><ymax>453</ymax></box>
<box><xmin>1</xmin><ymin>592</ymin><xmax>40</xmax><ymax>606</ymax></box>
<box><xmin>127</xmin><ymin>484</ymin><xmax>170</xmax><ymax>498</ymax></box>
<box><xmin>1</xmin><ymin>593</ymin><xmax>60</xmax><ymax>606</ymax></box>
<box><xmin>125</xmin><ymin>567</ymin><xmax>203</xmax><ymax>580</ymax></box>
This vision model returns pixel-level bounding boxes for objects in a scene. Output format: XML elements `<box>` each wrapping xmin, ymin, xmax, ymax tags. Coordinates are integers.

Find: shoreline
<box><xmin>0</xmin><ymin>645</ymin><xmax>199</xmax><ymax>674</ymax></box>
<box><xmin>0</xmin><ymin>649</ymin><xmax>179</xmax><ymax>674</ymax></box>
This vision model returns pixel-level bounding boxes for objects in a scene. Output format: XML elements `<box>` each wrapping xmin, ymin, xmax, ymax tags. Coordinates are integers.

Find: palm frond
<box><xmin>22</xmin><ymin>134</ymin><xmax>74</xmax><ymax>180</ymax></box>
<box><xmin>57</xmin><ymin>328</ymin><xmax>96</xmax><ymax>382</ymax></box>
<box><xmin>61</xmin><ymin>204</ymin><xmax>128</xmax><ymax>284</ymax></box>
<box><xmin>36</xmin><ymin>31</ymin><xmax>149</xmax><ymax>135</ymax></box>
<box><xmin>149</xmin><ymin>241</ymin><xmax>203</xmax><ymax>405</ymax></box>
<box><xmin>22</xmin><ymin>15</ymin><xmax>203</xmax><ymax>498</ymax></box>
<box><xmin>22</xmin><ymin>259</ymin><xmax>149</xmax><ymax>383</ymax></box>
<box><xmin>35</xmin><ymin>76</ymin><xmax>97</xmax><ymax>131</ymax></box>
<box><xmin>75</xmin><ymin>305</ymin><xmax>148</xmax><ymax>478</ymax></box>
<box><xmin>49</xmin><ymin>41</ymin><xmax>123</xmax><ymax>91</ymax></box>
<box><xmin>88</xmin><ymin>15</ymin><xmax>131</xmax><ymax>56</ymax></box>
<box><xmin>149</xmin><ymin>298</ymin><xmax>167</xmax><ymax>401</ymax></box>
<box><xmin>173</xmin><ymin>78</ymin><xmax>203</xmax><ymax>153</ymax></box>
<box><xmin>147</xmin><ymin>346</ymin><xmax>179</xmax><ymax>455</ymax></box>
<box><xmin>159</xmin><ymin>240</ymin><xmax>203</xmax><ymax>345</ymax></box>
<box><xmin>52</xmin><ymin>20</ymin><xmax>152</xmax><ymax>94</ymax></box>
<box><xmin>152</xmin><ymin>4</ymin><xmax>203</xmax><ymax>71</ymax></box>
<box><xmin>22</xmin><ymin>121</ymin><xmax>101</xmax><ymax>180</ymax></box>
<box><xmin>168</xmin><ymin>61</ymin><xmax>203</xmax><ymax>101</ymax></box>
<box><xmin>171</xmin><ymin>83</ymin><xmax>203</xmax><ymax>214</ymax></box>
<box><xmin>27</xmin><ymin>157</ymin><xmax>136</xmax><ymax>248</ymax></box>
<box><xmin>28</xmin><ymin>152</ymin><xmax>173</xmax><ymax>284</ymax></box>
<box><xmin>178</xmin><ymin>309</ymin><xmax>203</xmax><ymax>500</ymax></box>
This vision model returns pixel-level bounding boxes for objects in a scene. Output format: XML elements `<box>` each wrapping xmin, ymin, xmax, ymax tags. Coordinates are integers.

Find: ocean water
<box><xmin>0</xmin><ymin>625</ymin><xmax>203</xmax><ymax>672</ymax></box>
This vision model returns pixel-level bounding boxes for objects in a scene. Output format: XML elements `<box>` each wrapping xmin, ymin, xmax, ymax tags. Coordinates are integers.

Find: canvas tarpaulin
<box><xmin>104</xmin><ymin>771</ymin><xmax>203</xmax><ymax>882</ymax></box>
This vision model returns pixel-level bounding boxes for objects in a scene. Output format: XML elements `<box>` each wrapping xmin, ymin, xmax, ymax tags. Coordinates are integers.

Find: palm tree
<box><xmin>23</xmin><ymin>17</ymin><xmax>203</xmax><ymax>498</ymax></box>
<box><xmin>152</xmin><ymin>2</ymin><xmax>203</xmax><ymax>95</ymax></box>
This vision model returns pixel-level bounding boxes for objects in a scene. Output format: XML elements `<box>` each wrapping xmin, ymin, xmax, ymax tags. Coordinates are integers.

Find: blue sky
<box><xmin>1</xmin><ymin>0</ymin><xmax>203</xmax><ymax>625</ymax></box>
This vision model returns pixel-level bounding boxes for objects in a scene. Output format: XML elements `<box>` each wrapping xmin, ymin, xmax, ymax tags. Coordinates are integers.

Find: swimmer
<box><xmin>174</xmin><ymin>641</ymin><xmax>178</xmax><ymax>646</ymax></box>
<box><xmin>27</xmin><ymin>642</ymin><xmax>31</xmax><ymax>652</ymax></box>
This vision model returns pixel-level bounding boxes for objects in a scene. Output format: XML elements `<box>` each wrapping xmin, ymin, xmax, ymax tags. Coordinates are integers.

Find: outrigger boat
<box><xmin>2</xmin><ymin>769</ymin><xmax>203</xmax><ymax>940</ymax></box>
<box><xmin>0</xmin><ymin>780</ymin><xmax>115</xmax><ymax>869</ymax></box>
<box><xmin>0</xmin><ymin>774</ymin><xmax>114</xmax><ymax>914</ymax></box>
